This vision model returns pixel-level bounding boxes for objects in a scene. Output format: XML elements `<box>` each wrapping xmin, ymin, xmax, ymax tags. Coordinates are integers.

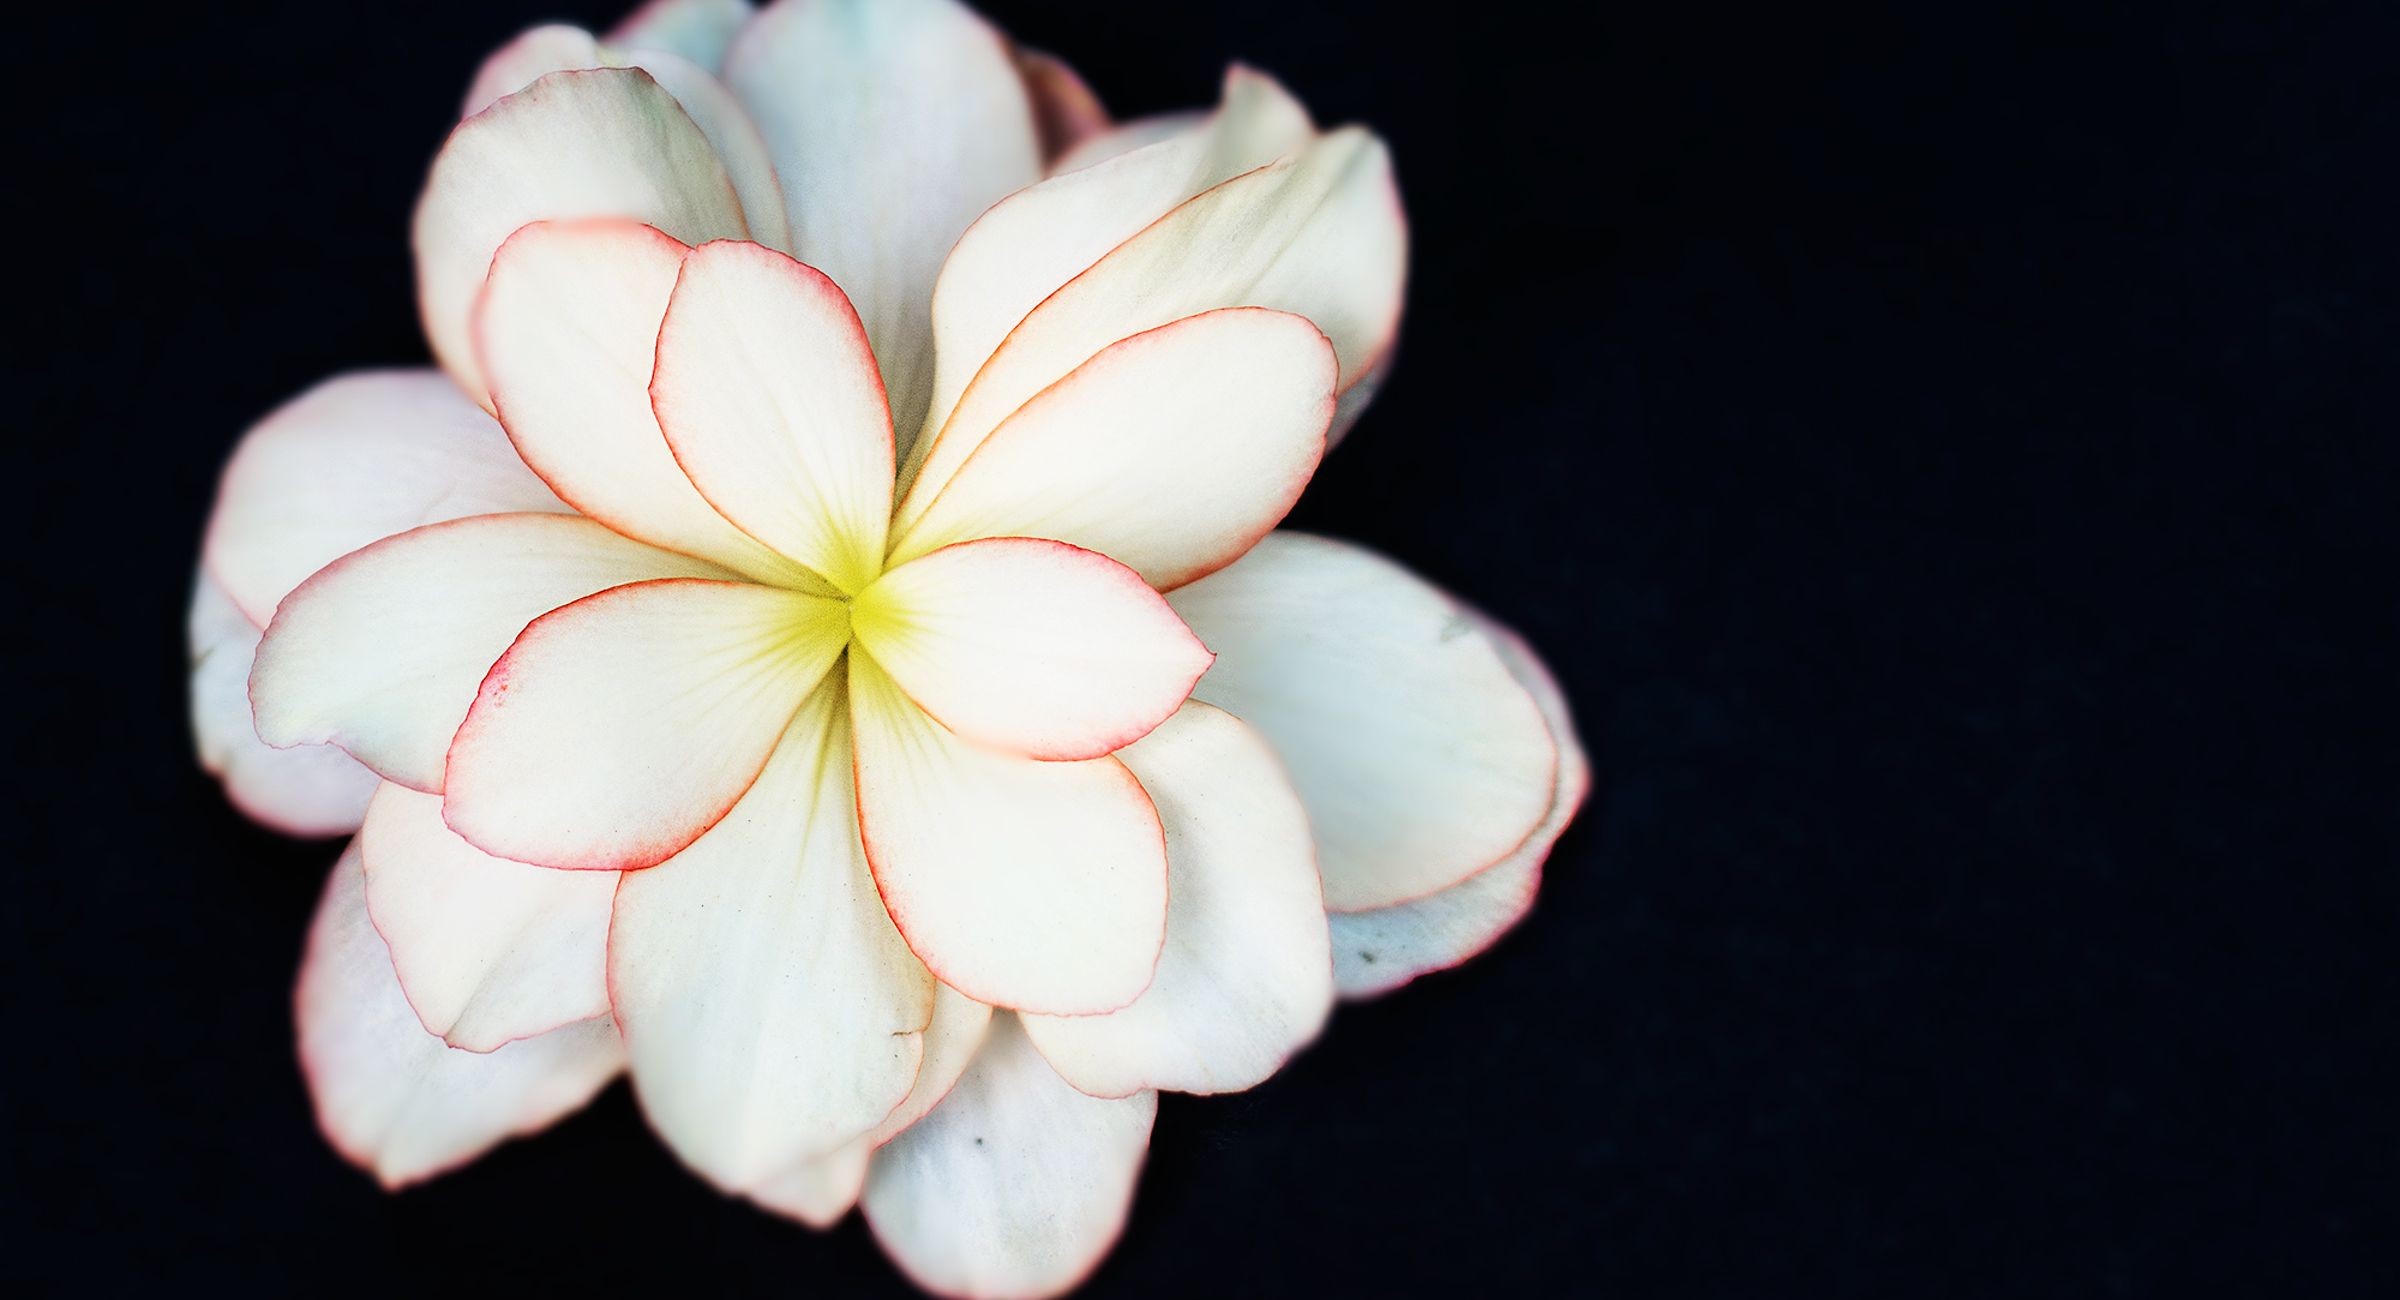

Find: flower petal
<box><xmin>359</xmin><ymin>783</ymin><xmax>618</xmax><ymax>1052</ymax></box>
<box><xmin>1166</xmin><ymin>533</ymin><xmax>1559</xmax><ymax>911</ymax></box>
<box><xmin>1330</xmin><ymin>613</ymin><xmax>1589</xmax><ymax>997</ymax></box>
<box><xmin>459</xmin><ymin>27</ymin><xmax>789</xmax><ymax>252</ymax></box>
<box><xmin>750</xmin><ymin>1139</ymin><xmax>871</xmax><ymax>1228</ymax></box>
<box><xmin>1023</xmin><ymin>703</ymin><xmax>1331</xmax><ymax>1097</ymax></box>
<box><xmin>906</xmin><ymin>72</ymin><xmax>1401</xmax><ymax>503</ymax></box>
<box><xmin>891</xmin><ymin>307</ymin><xmax>1334</xmax><ymax>589</ymax></box>
<box><xmin>475</xmin><ymin>218</ymin><xmax>816</xmax><ymax>586</ymax></box>
<box><xmin>724</xmin><ymin>0</ymin><xmax>1043</xmax><ymax>440</ymax></box>
<box><xmin>1048</xmin><ymin>111</ymin><xmax>1205</xmax><ymax>174</ymax></box>
<box><xmin>650</xmin><ymin>239</ymin><xmax>895</xmax><ymax>594</ymax></box>
<box><xmin>444</xmin><ymin>577</ymin><xmax>847</xmax><ymax>870</ymax></box>
<box><xmin>609</xmin><ymin>690</ymin><xmax>934</xmax><ymax>1190</ymax></box>
<box><xmin>607</xmin><ymin>0</ymin><xmax>754</xmax><ymax>70</ymax></box>
<box><xmin>250</xmin><ymin>513</ymin><xmax>725</xmax><ymax>792</ymax></box>
<box><xmin>1015</xmin><ymin>47</ymin><xmax>1108</xmax><ymax>164</ymax></box>
<box><xmin>296</xmin><ymin>844</ymin><xmax>623</xmax><ymax>1189</ymax></box>
<box><xmin>189</xmin><ymin>575</ymin><xmax>378</xmax><ymax>836</ymax></box>
<box><xmin>868</xmin><ymin>982</ymin><xmax>995</xmax><ymax>1144</ymax></box>
<box><xmin>908</xmin><ymin>66</ymin><xmax>1312</xmax><ymax>492</ymax></box>
<box><xmin>854</xmin><ymin>538</ymin><xmax>1211</xmax><ymax>761</ymax></box>
<box><xmin>864</xmin><ymin>1013</ymin><xmax>1154</xmax><ymax>1300</ymax></box>
<box><xmin>203</xmin><ymin>369</ymin><xmax>565</xmax><ymax>628</ymax></box>
<box><xmin>416</xmin><ymin>66</ymin><xmax>752</xmax><ymax>406</ymax></box>
<box><xmin>849</xmin><ymin>653</ymin><xmax>1167</xmax><ymax>1014</ymax></box>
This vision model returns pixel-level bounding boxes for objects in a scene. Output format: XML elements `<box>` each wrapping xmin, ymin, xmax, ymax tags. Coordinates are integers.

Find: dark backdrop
<box><xmin>17</xmin><ymin>0</ymin><xmax>2393</xmax><ymax>1295</ymax></box>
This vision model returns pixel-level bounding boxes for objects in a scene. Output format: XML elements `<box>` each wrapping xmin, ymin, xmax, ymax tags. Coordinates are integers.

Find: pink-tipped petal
<box><xmin>249</xmin><ymin>513</ymin><xmax>726</xmax><ymax>792</ymax></box>
<box><xmin>892</xmin><ymin>308</ymin><xmax>1334</xmax><ymax>589</ymax></box>
<box><xmin>359</xmin><ymin>784</ymin><xmax>618</xmax><ymax>1052</ymax></box>
<box><xmin>189</xmin><ymin>575</ymin><xmax>378</xmax><ymax>836</ymax></box>
<box><xmin>607</xmin><ymin>0</ymin><xmax>754</xmax><ymax>71</ymax></box>
<box><xmin>848</xmin><ymin>653</ymin><xmax>1168</xmax><ymax>1015</ymax></box>
<box><xmin>1330</xmin><ymin>613</ymin><xmax>1589</xmax><ymax>997</ymax></box>
<box><xmin>650</xmin><ymin>240</ymin><xmax>895</xmax><ymax>594</ymax></box>
<box><xmin>1166</xmin><ymin>533</ymin><xmax>1560</xmax><ymax>912</ymax></box>
<box><xmin>202</xmin><ymin>370</ymin><xmax>566</xmax><ymax>629</ymax></box>
<box><xmin>443</xmin><ymin>577</ymin><xmax>848</xmax><ymax>870</ymax></box>
<box><xmin>863</xmin><ymin>1014</ymin><xmax>1155</xmax><ymax>1300</ymax></box>
<box><xmin>854</xmin><ymin>538</ymin><xmax>1211</xmax><ymax>762</ymax></box>
<box><xmin>909</xmin><ymin>67</ymin><xmax>1312</xmax><ymax>490</ymax></box>
<box><xmin>610</xmin><ymin>692</ymin><xmax>934</xmax><ymax>1191</ymax></box>
<box><xmin>295</xmin><ymin>845</ymin><xmax>623</xmax><ymax>1189</ymax></box>
<box><xmin>724</xmin><ymin>0</ymin><xmax>1043</xmax><ymax>440</ymax></box>
<box><xmin>475</xmin><ymin>219</ymin><xmax>815</xmax><ymax>586</ymax></box>
<box><xmin>1023</xmin><ymin>703</ymin><xmax>1332</xmax><ymax>1098</ymax></box>
<box><xmin>416</xmin><ymin>67</ymin><xmax>752</xmax><ymax>406</ymax></box>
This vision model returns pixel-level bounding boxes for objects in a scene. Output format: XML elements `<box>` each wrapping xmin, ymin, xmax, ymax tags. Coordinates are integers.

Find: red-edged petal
<box><xmin>1330</xmin><ymin>613</ymin><xmax>1589</xmax><ymax>997</ymax></box>
<box><xmin>891</xmin><ymin>307</ymin><xmax>1334</xmax><ymax>590</ymax></box>
<box><xmin>650</xmin><ymin>239</ymin><xmax>895</xmax><ymax>594</ymax></box>
<box><xmin>862</xmin><ymin>1013</ymin><xmax>1155</xmax><ymax>1300</ymax></box>
<box><xmin>359</xmin><ymin>783</ymin><xmax>617</xmax><ymax>1051</ymax></box>
<box><xmin>854</xmin><ymin>538</ymin><xmax>1211</xmax><ymax>761</ymax></box>
<box><xmin>249</xmin><ymin>513</ymin><xmax>726</xmax><ymax>792</ymax></box>
<box><xmin>1166</xmin><ymin>533</ymin><xmax>1560</xmax><ymax>911</ymax></box>
<box><xmin>610</xmin><ymin>691</ymin><xmax>934</xmax><ymax>1190</ymax></box>
<box><xmin>442</xmin><ymin>577</ymin><xmax>848</xmax><ymax>870</ymax></box>
<box><xmin>295</xmin><ymin>844</ymin><xmax>623</xmax><ymax>1189</ymax></box>
<box><xmin>848</xmin><ymin>653</ymin><xmax>1168</xmax><ymax>1014</ymax></box>
<box><xmin>1023</xmin><ymin>703</ymin><xmax>1332</xmax><ymax>1097</ymax></box>
<box><xmin>415</xmin><ymin>67</ymin><xmax>752</xmax><ymax>406</ymax></box>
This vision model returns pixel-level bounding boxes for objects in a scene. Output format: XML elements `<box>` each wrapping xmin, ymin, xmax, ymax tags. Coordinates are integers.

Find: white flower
<box><xmin>193</xmin><ymin>2</ymin><xmax>1582</xmax><ymax>1296</ymax></box>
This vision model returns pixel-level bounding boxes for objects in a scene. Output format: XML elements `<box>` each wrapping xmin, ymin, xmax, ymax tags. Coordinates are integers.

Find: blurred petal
<box><xmin>607</xmin><ymin>0</ymin><xmax>754</xmax><ymax>70</ymax></box>
<box><xmin>854</xmin><ymin>538</ymin><xmax>1210</xmax><ymax>761</ymax></box>
<box><xmin>296</xmin><ymin>844</ymin><xmax>623</xmax><ymax>1189</ymax></box>
<box><xmin>849</xmin><ymin>653</ymin><xmax>1167</xmax><ymax>1014</ymax></box>
<box><xmin>460</xmin><ymin>24</ymin><xmax>602</xmax><ymax>118</ymax></box>
<box><xmin>250</xmin><ymin>513</ymin><xmax>724</xmax><ymax>792</ymax></box>
<box><xmin>865</xmin><ymin>1014</ymin><xmax>1154</xmax><ymax>1300</ymax></box>
<box><xmin>725</xmin><ymin>0</ymin><xmax>1043</xmax><ymax>441</ymax></box>
<box><xmin>1024</xmin><ymin>704</ymin><xmax>1331</xmax><ymax>1097</ymax></box>
<box><xmin>1331</xmin><ymin>614</ymin><xmax>1589</xmax><ymax>997</ymax></box>
<box><xmin>750</xmin><ymin>1139</ymin><xmax>870</xmax><ymax>1228</ymax></box>
<box><xmin>203</xmin><ymin>369</ymin><xmax>564</xmax><ymax>628</ymax></box>
<box><xmin>611</xmin><ymin>692</ymin><xmax>934</xmax><ymax>1190</ymax></box>
<box><xmin>360</xmin><ymin>783</ymin><xmax>617</xmax><ymax>1051</ymax></box>
<box><xmin>416</xmin><ymin>67</ymin><xmax>752</xmax><ymax>405</ymax></box>
<box><xmin>893</xmin><ymin>307</ymin><xmax>1333</xmax><ymax>589</ymax></box>
<box><xmin>476</xmin><ymin>219</ymin><xmax>814</xmax><ymax>585</ymax></box>
<box><xmin>189</xmin><ymin>574</ymin><xmax>377</xmax><ymax>836</ymax></box>
<box><xmin>1167</xmin><ymin>533</ymin><xmax>1559</xmax><ymax>911</ymax></box>
<box><xmin>651</xmin><ymin>239</ymin><xmax>894</xmax><ymax>594</ymax></box>
<box><xmin>444</xmin><ymin>578</ymin><xmax>849</xmax><ymax>870</ymax></box>
<box><xmin>1049</xmin><ymin>111</ymin><xmax>1204</xmax><ymax>174</ymax></box>
<box><xmin>1016</xmin><ymin>47</ymin><xmax>1108</xmax><ymax>163</ymax></box>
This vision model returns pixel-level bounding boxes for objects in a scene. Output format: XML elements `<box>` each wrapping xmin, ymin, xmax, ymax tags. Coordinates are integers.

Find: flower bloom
<box><xmin>193</xmin><ymin>1</ymin><xmax>1584</xmax><ymax>1295</ymax></box>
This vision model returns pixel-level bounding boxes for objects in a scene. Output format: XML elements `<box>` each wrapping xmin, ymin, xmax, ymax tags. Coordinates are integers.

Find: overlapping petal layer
<box><xmin>190</xmin><ymin>576</ymin><xmax>379</xmax><ymax>835</ymax></box>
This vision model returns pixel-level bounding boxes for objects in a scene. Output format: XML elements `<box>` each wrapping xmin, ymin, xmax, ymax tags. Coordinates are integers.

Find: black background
<box><xmin>17</xmin><ymin>0</ymin><xmax>2394</xmax><ymax>1294</ymax></box>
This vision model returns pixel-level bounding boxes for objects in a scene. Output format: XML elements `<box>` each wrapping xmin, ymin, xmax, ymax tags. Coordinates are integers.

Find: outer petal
<box><xmin>908</xmin><ymin>66</ymin><xmax>1312</xmax><ymax>493</ymax></box>
<box><xmin>1023</xmin><ymin>703</ymin><xmax>1332</xmax><ymax>1097</ymax></box>
<box><xmin>296</xmin><ymin>845</ymin><xmax>623</xmax><ymax>1189</ymax></box>
<box><xmin>725</xmin><ymin>0</ymin><xmax>1043</xmax><ymax>441</ymax></box>
<box><xmin>848</xmin><ymin>653</ymin><xmax>1167</xmax><ymax>1014</ymax></box>
<box><xmin>250</xmin><ymin>513</ymin><xmax>726</xmax><ymax>793</ymax></box>
<box><xmin>863</xmin><ymin>1014</ymin><xmax>1155</xmax><ymax>1300</ymax></box>
<box><xmin>854</xmin><ymin>538</ymin><xmax>1210</xmax><ymax>761</ymax></box>
<box><xmin>202</xmin><ymin>369</ymin><xmax>565</xmax><ymax>628</ymax></box>
<box><xmin>476</xmin><ymin>219</ymin><xmax>815</xmax><ymax>586</ymax></box>
<box><xmin>444</xmin><ymin>578</ymin><xmax>849</xmax><ymax>870</ymax></box>
<box><xmin>610</xmin><ymin>691</ymin><xmax>934</xmax><ymax>1191</ymax></box>
<box><xmin>868</xmin><ymin>983</ymin><xmax>995</xmax><ymax>1144</ymax></box>
<box><xmin>908</xmin><ymin>123</ymin><xmax>1405</xmax><ymax>507</ymax></box>
<box><xmin>458</xmin><ymin>26</ymin><xmax>788</xmax><ymax>251</ymax></box>
<box><xmin>1049</xmin><ymin>112</ymin><xmax>1205</xmax><ymax>175</ymax></box>
<box><xmin>1166</xmin><ymin>533</ymin><xmax>1559</xmax><ymax>911</ymax></box>
<box><xmin>1331</xmin><ymin>615</ymin><xmax>1590</xmax><ymax>997</ymax></box>
<box><xmin>750</xmin><ymin>1139</ymin><xmax>871</xmax><ymax>1228</ymax></box>
<box><xmin>360</xmin><ymin>783</ymin><xmax>618</xmax><ymax>1051</ymax></box>
<box><xmin>1015</xmin><ymin>47</ymin><xmax>1108</xmax><ymax>164</ymax></box>
<box><xmin>891</xmin><ymin>307</ymin><xmax>1335</xmax><ymax>589</ymax></box>
<box><xmin>189</xmin><ymin>574</ymin><xmax>377</xmax><ymax>836</ymax></box>
<box><xmin>607</xmin><ymin>0</ymin><xmax>754</xmax><ymax>71</ymax></box>
<box><xmin>415</xmin><ymin>67</ymin><xmax>752</xmax><ymax>406</ymax></box>
<box><xmin>650</xmin><ymin>239</ymin><xmax>895</xmax><ymax>594</ymax></box>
